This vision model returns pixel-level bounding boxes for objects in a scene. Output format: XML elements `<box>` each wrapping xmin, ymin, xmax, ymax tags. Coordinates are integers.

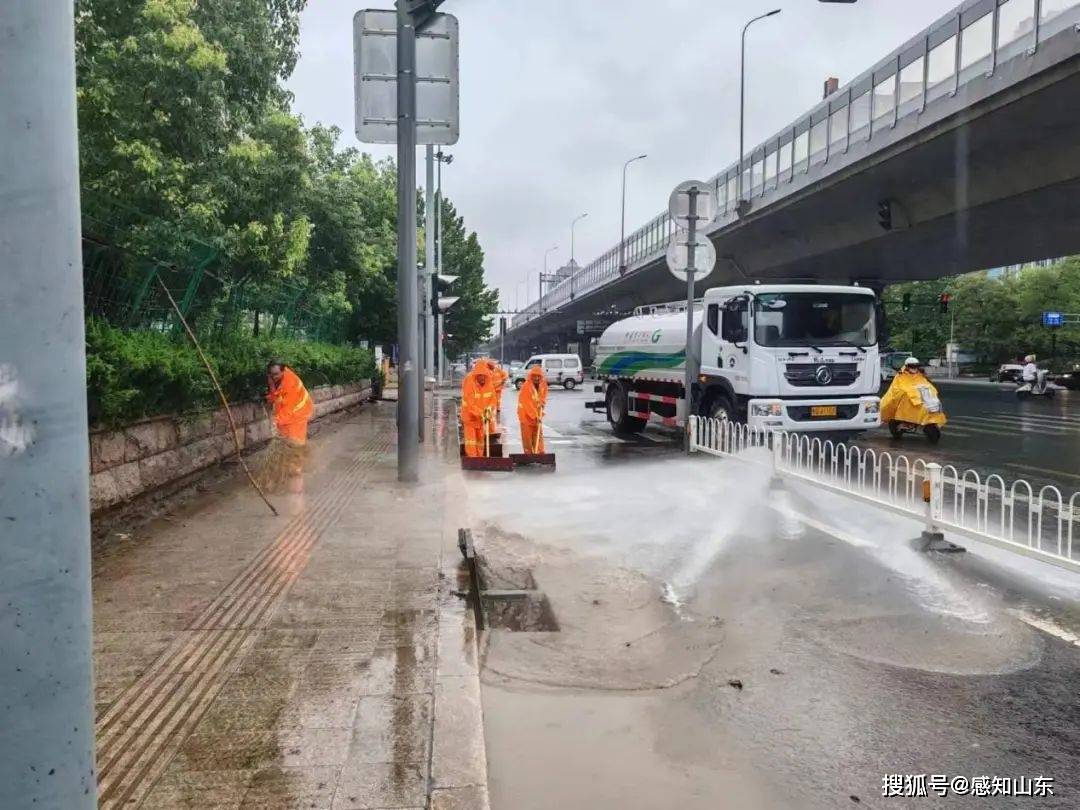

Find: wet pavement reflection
<box><xmin>91</xmin><ymin>403</ymin><xmax>455</xmax><ymax>809</ymax></box>
<box><xmin>476</xmin><ymin>383</ymin><xmax>1080</xmax><ymax>809</ymax></box>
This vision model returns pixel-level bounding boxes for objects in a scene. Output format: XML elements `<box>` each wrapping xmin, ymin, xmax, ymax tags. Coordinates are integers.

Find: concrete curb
<box><xmin>429</xmin><ymin>484</ymin><xmax>491</xmax><ymax>809</ymax></box>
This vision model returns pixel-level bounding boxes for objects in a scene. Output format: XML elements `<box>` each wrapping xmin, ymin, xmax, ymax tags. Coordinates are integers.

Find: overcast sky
<box><xmin>288</xmin><ymin>0</ymin><xmax>956</xmax><ymax>313</ymax></box>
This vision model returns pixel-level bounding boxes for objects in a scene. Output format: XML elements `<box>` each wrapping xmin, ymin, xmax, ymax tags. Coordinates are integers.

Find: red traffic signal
<box><xmin>939</xmin><ymin>293</ymin><xmax>951</xmax><ymax>314</ymax></box>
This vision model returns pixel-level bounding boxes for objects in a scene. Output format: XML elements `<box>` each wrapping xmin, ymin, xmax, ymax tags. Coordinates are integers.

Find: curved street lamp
<box><xmin>619</xmin><ymin>154</ymin><xmax>647</xmax><ymax>274</ymax></box>
<box><xmin>570</xmin><ymin>212</ymin><xmax>588</xmax><ymax>264</ymax></box>
<box><xmin>737</xmin><ymin>9</ymin><xmax>781</xmax><ymax>214</ymax></box>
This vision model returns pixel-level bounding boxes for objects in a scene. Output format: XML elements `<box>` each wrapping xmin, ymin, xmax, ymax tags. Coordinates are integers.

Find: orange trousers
<box><xmin>276</xmin><ymin>419</ymin><xmax>309</xmax><ymax>443</ymax></box>
<box><xmin>520</xmin><ymin>420</ymin><xmax>544</xmax><ymax>454</ymax></box>
<box><xmin>463</xmin><ymin>418</ymin><xmax>487</xmax><ymax>457</ymax></box>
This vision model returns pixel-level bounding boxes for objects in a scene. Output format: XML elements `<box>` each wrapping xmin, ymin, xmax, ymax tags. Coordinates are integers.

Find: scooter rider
<box><xmin>1022</xmin><ymin>354</ymin><xmax>1041</xmax><ymax>393</ymax></box>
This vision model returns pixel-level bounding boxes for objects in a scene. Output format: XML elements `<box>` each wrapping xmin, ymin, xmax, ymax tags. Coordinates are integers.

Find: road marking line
<box><xmin>952</xmin><ymin>415</ymin><xmax>1075</xmax><ymax>432</ymax></box>
<box><xmin>1009</xmin><ymin>609</ymin><xmax>1080</xmax><ymax>648</ymax></box>
<box><xmin>1003</xmin><ymin>462</ymin><xmax>1080</xmax><ymax>482</ymax></box>
<box><xmin>967</xmin><ymin>412</ymin><xmax>1080</xmax><ymax>427</ymax></box>
<box><xmin>768</xmin><ymin>502</ymin><xmax>873</xmax><ymax>548</ymax></box>
<box><xmin>951</xmin><ymin>415</ymin><xmax>1073</xmax><ymax>430</ymax></box>
<box><xmin>944</xmin><ymin>424</ymin><xmax>1030</xmax><ymax>438</ymax></box>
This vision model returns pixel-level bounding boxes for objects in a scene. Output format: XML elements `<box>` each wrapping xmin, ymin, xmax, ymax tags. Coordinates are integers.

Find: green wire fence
<box><xmin>81</xmin><ymin>193</ymin><xmax>350</xmax><ymax>344</ymax></box>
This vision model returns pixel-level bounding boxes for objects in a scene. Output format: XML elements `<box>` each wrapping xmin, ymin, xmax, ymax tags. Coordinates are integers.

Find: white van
<box><xmin>514</xmin><ymin>354</ymin><xmax>585</xmax><ymax>390</ymax></box>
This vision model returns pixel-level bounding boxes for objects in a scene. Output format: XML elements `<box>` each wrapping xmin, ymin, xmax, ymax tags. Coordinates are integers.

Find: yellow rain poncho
<box><xmin>880</xmin><ymin>370</ymin><xmax>947</xmax><ymax>427</ymax></box>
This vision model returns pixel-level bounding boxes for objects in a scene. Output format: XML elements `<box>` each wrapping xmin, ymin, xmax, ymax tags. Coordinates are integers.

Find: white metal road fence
<box><xmin>688</xmin><ymin>416</ymin><xmax>1080</xmax><ymax>575</ymax></box>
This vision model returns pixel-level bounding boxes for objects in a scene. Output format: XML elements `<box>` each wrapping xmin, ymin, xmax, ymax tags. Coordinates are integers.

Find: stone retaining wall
<box><xmin>90</xmin><ymin>381</ymin><xmax>371</xmax><ymax>513</ymax></box>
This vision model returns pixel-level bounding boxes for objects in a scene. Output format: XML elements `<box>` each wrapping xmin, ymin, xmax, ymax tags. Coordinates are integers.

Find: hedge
<box><xmin>85</xmin><ymin>319</ymin><xmax>376</xmax><ymax>427</ymax></box>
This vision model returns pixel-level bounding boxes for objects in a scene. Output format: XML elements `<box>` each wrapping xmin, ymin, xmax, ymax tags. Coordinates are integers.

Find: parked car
<box><xmin>990</xmin><ymin>363</ymin><xmax>1024</xmax><ymax>383</ymax></box>
<box><xmin>880</xmin><ymin>351</ymin><xmax>911</xmax><ymax>383</ymax></box>
<box><xmin>1051</xmin><ymin>363</ymin><xmax>1080</xmax><ymax>390</ymax></box>
<box><xmin>513</xmin><ymin>353</ymin><xmax>585</xmax><ymax>390</ymax></box>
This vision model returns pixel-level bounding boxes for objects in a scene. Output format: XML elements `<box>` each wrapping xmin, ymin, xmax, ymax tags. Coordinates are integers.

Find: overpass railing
<box><xmin>687</xmin><ymin>415</ymin><xmax>1080</xmax><ymax>575</ymax></box>
<box><xmin>512</xmin><ymin>0</ymin><xmax>1080</xmax><ymax>333</ymax></box>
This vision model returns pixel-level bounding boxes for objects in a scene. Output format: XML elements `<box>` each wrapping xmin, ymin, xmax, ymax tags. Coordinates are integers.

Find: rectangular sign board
<box><xmin>353</xmin><ymin>9</ymin><xmax>459</xmax><ymax>145</ymax></box>
<box><xmin>1043</xmin><ymin>311</ymin><xmax>1064</xmax><ymax>327</ymax></box>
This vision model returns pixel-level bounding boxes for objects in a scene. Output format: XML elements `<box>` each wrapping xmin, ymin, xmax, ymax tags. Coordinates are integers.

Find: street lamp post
<box><xmin>737</xmin><ymin>9</ymin><xmax>781</xmax><ymax>215</ymax></box>
<box><xmin>541</xmin><ymin>246</ymin><xmax>558</xmax><ymax>313</ymax></box>
<box><xmin>434</xmin><ymin>150</ymin><xmax>453</xmax><ymax>380</ymax></box>
<box><xmin>619</xmin><ymin>154</ymin><xmax>647</xmax><ymax>274</ymax></box>
<box><xmin>570</xmin><ymin>213</ymin><xmax>587</xmax><ymax>300</ymax></box>
<box><xmin>570</xmin><ymin>212</ymin><xmax>588</xmax><ymax>264</ymax></box>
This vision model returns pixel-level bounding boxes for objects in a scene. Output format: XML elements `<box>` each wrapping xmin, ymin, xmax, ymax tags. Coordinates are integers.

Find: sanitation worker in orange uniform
<box><xmin>267</xmin><ymin>360</ymin><xmax>314</xmax><ymax>443</ymax></box>
<box><xmin>517</xmin><ymin>364</ymin><xmax>548</xmax><ymax>454</ymax></box>
<box><xmin>484</xmin><ymin>358</ymin><xmax>509</xmax><ymax>434</ymax></box>
<box><xmin>461</xmin><ymin>360</ymin><xmax>497</xmax><ymax>457</ymax></box>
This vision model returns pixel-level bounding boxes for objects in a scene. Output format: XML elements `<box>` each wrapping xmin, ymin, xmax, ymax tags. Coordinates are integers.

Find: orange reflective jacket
<box><xmin>268</xmin><ymin>367</ymin><xmax>314</xmax><ymax>433</ymax></box>
<box><xmin>517</xmin><ymin>367</ymin><xmax>548</xmax><ymax>422</ymax></box>
<box><xmin>461</xmin><ymin>362</ymin><xmax>497</xmax><ymax>422</ymax></box>
<box><xmin>485</xmin><ymin>359</ymin><xmax>508</xmax><ymax>393</ymax></box>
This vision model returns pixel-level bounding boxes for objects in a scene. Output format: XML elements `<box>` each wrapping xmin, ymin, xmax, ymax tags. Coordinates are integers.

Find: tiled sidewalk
<box><xmin>91</xmin><ymin>399</ymin><xmax>488</xmax><ymax>809</ymax></box>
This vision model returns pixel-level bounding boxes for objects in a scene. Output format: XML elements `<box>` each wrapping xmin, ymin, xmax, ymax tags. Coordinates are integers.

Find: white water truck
<box><xmin>588</xmin><ymin>284</ymin><xmax>882</xmax><ymax>434</ymax></box>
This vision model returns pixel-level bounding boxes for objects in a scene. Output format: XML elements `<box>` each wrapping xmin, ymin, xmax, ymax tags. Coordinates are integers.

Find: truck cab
<box><xmin>697</xmin><ymin>285</ymin><xmax>881</xmax><ymax>432</ymax></box>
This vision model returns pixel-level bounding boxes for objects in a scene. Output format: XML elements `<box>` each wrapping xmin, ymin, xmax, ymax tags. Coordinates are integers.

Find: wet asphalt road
<box><xmin>861</xmin><ymin>380</ymin><xmax>1080</xmax><ymax>494</ymax></box>
<box><xmin>476</xmin><ymin>382</ymin><xmax>1080</xmax><ymax>810</ymax></box>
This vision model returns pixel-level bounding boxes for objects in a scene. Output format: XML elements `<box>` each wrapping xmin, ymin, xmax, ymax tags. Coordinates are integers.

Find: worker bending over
<box><xmin>267</xmin><ymin>360</ymin><xmax>314</xmax><ymax>443</ymax></box>
<box><xmin>517</xmin><ymin>364</ymin><xmax>548</xmax><ymax>454</ymax></box>
<box><xmin>484</xmin><ymin>358</ymin><xmax>508</xmax><ymax>433</ymax></box>
<box><xmin>461</xmin><ymin>360</ymin><xmax>497</xmax><ymax>457</ymax></box>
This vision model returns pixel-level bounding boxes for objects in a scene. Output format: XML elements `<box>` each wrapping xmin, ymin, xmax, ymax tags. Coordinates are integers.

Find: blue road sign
<box><xmin>1043</xmin><ymin>311</ymin><xmax>1064</xmax><ymax>327</ymax></box>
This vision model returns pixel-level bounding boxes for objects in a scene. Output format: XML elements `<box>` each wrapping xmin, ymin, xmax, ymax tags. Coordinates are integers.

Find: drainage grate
<box><xmin>482</xmin><ymin>589</ymin><xmax>560</xmax><ymax>632</ymax></box>
<box><xmin>458</xmin><ymin>528</ymin><xmax>560</xmax><ymax>632</ymax></box>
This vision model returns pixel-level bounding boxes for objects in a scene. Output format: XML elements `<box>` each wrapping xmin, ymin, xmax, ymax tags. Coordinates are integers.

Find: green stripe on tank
<box><xmin>598</xmin><ymin>349</ymin><xmax>685</xmax><ymax>376</ymax></box>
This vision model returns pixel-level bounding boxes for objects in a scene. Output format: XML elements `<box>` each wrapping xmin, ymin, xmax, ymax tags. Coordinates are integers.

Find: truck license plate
<box><xmin>810</xmin><ymin>405</ymin><xmax>837</xmax><ymax>418</ymax></box>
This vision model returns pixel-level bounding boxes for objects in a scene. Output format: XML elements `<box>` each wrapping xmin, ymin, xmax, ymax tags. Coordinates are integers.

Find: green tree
<box><xmin>439</xmin><ymin>198</ymin><xmax>498</xmax><ymax>358</ymax></box>
<box><xmin>75</xmin><ymin>0</ymin><xmax>500</xmax><ymax>354</ymax></box>
<box><xmin>885</xmin><ymin>260</ymin><xmax>1080</xmax><ymax>367</ymax></box>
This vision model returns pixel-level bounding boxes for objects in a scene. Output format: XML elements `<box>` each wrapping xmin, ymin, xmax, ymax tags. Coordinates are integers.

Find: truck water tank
<box><xmin>594</xmin><ymin>309</ymin><xmax>702</xmax><ymax>379</ymax></box>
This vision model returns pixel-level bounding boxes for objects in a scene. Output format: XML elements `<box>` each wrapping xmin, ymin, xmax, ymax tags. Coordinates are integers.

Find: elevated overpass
<box><xmin>497</xmin><ymin>0</ymin><xmax>1080</xmax><ymax>358</ymax></box>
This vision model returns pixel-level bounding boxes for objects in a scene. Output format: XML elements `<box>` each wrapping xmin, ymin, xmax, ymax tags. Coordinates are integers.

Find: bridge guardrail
<box><xmin>513</xmin><ymin>0</ymin><xmax>1080</xmax><ymax>333</ymax></box>
<box><xmin>687</xmin><ymin>415</ymin><xmax>1080</xmax><ymax>575</ymax></box>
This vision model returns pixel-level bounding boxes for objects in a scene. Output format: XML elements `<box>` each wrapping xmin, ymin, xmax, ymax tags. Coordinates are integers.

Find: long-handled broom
<box><xmin>510</xmin><ymin>404</ymin><xmax>556</xmax><ymax>468</ymax></box>
<box><xmin>156</xmin><ymin>278</ymin><xmax>278</xmax><ymax>516</ymax></box>
<box><xmin>253</xmin><ymin>407</ymin><xmax>310</xmax><ymax>493</ymax></box>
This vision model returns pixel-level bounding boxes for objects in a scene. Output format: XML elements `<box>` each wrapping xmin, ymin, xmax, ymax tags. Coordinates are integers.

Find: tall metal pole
<box><xmin>619</xmin><ymin>154</ymin><xmax>647</xmax><ymax>274</ymax></box>
<box><xmin>738</xmin><ymin>10</ymin><xmax>782</xmax><ymax>211</ymax></box>
<box><xmin>418</xmin><ymin>144</ymin><xmax>435</xmax><ymax>434</ymax></box>
<box><xmin>425</xmin><ymin>147</ymin><xmax>436</xmax><ymax>375</ymax></box>
<box><xmin>571</xmin><ymin>212</ymin><xmax>588</xmax><ymax>264</ymax></box>
<box><xmin>396</xmin><ymin>4</ymin><xmax>420</xmax><ymax>481</ymax></box>
<box><xmin>438</xmin><ymin>313</ymin><xmax>446</xmax><ymax>384</ymax></box>
<box><xmin>540</xmin><ymin>248</ymin><xmax>557</xmax><ymax>315</ymax></box>
<box><xmin>435</xmin><ymin>152</ymin><xmax>443</xmax><ymax>381</ymax></box>
<box><xmin>684</xmin><ymin>189</ymin><xmax>699</xmax><ymax>441</ymax></box>
<box><xmin>0</xmin><ymin>5</ymin><xmax>96</xmax><ymax>808</ymax></box>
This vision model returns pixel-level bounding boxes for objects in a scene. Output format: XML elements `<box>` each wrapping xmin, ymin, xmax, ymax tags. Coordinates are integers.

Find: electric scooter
<box><xmin>1016</xmin><ymin>369</ymin><xmax>1059</xmax><ymax>400</ymax></box>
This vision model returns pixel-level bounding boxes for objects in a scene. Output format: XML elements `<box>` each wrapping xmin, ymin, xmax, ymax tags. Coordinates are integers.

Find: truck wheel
<box><xmin>606</xmin><ymin>383</ymin><xmax>646</xmax><ymax>434</ymax></box>
<box><xmin>563</xmin><ymin>378</ymin><xmax>577</xmax><ymax>391</ymax></box>
<box><xmin>704</xmin><ymin>394</ymin><xmax>736</xmax><ymax>423</ymax></box>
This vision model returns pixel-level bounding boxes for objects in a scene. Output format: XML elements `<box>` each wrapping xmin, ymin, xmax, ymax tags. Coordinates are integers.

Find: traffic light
<box><xmin>939</xmin><ymin>293</ymin><xmax>951</xmax><ymax>314</ymax></box>
<box><xmin>432</xmin><ymin>274</ymin><xmax>459</xmax><ymax>315</ymax></box>
<box><xmin>902</xmin><ymin>292</ymin><xmax>912</xmax><ymax>312</ymax></box>
<box><xmin>877</xmin><ymin>200</ymin><xmax>892</xmax><ymax>231</ymax></box>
